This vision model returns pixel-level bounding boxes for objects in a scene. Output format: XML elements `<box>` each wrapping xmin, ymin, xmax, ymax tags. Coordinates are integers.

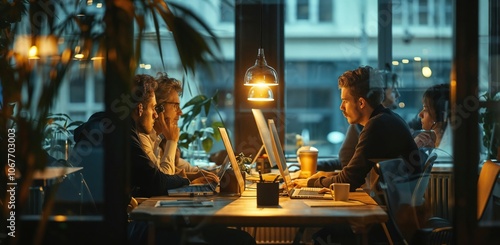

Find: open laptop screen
<box><xmin>218</xmin><ymin>127</ymin><xmax>246</xmax><ymax>194</ymax></box>
<box><xmin>251</xmin><ymin>109</ymin><xmax>277</xmax><ymax>168</ymax></box>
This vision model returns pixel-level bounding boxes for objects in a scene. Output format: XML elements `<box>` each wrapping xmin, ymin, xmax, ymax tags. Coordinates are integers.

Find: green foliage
<box><xmin>480</xmin><ymin>92</ymin><xmax>500</xmax><ymax>159</ymax></box>
<box><xmin>0</xmin><ymin>0</ymin><xmax>220</xmax><ymax>224</ymax></box>
<box><xmin>43</xmin><ymin>113</ymin><xmax>83</xmax><ymax>149</ymax></box>
<box><xmin>235</xmin><ymin>152</ymin><xmax>253</xmax><ymax>174</ymax></box>
<box><xmin>178</xmin><ymin>93</ymin><xmax>224</xmax><ymax>152</ymax></box>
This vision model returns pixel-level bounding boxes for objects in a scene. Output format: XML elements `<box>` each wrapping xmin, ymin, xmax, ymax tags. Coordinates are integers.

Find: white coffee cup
<box><xmin>330</xmin><ymin>183</ymin><xmax>350</xmax><ymax>201</ymax></box>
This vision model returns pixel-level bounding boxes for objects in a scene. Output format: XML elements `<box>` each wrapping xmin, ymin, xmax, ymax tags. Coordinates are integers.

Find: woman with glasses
<box><xmin>138</xmin><ymin>72</ymin><xmax>219</xmax><ymax>184</ymax></box>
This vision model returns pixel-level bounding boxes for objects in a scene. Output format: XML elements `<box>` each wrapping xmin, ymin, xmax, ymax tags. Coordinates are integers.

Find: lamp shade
<box><xmin>247</xmin><ymin>85</ymin><xmax>274</xmax><ymax>101</ymax></box>
<box><xmin>244</xmin><ymin>48</ymin><xmax>278</xmax><ymax>86</ymax></box>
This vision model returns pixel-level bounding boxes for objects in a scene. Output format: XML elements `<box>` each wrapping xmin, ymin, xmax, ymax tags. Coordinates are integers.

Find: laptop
<box><xmin>218</xmin><ymin>127</ymin><xmax>246</xmax><ymax>195</ymax></box>
<box><xmin>265</xmin><ymin>117</ymin><xmax>331</xmax><ymax>200</ymax></box>
<box><xmin>167</xmin><ymin>155</ymin><xmax>231</xmax><ymax>197</ymax></box>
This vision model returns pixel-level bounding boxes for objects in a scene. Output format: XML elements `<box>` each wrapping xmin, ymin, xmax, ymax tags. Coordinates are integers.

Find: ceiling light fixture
<box><xmin>244</xmin><ymin>0</ymin><xmax>278</xmax><ymax>101</ymax></box>
<box><xmin>247</xmin><ymin>85</ymin><xmax>274</xmax><ymax>102</ymax></box>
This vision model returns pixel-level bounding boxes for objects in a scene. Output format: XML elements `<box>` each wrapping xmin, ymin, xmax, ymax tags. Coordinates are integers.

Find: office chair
<box><xmin>477</xmin><ymin>160</ymin><xmax>500</xmax><ymax>221</ymax></box>
<box><xmin>376</xmin><ymin>158</ymin><xmax>419</xmax><ymax>244</ymax></box>
<box><xmin>375</xmin><ymin>156</ymin><xmax>453</xmax><ymax>245</ymax></box>
<box><xmin>412</xmin><ymin>151</ymin><xmax>438</xmax><ymax>228</ymax></box>
<box><xmin>410</xmin><ymin>151</ymin><xmax>453</xmax><ymax>245</ymax></box>
<box><xmin>411</xmin><ymin>158</ymin><xmax>500</xmax><ymax>244</ymax></box>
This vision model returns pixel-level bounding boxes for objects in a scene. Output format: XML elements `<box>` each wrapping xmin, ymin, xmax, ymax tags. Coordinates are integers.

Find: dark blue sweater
<box><xmin>309</xmin><ymin>105</ymin><xmax>421</xmax><ymax>191</ymax></box>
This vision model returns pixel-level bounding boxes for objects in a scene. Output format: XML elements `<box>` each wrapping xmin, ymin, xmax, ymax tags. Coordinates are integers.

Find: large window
<box><xmin>393</xmin><ymin>0</ymin><xmax>453</xmax><ymax>27</ymax></box>
<box><xmin>287</xmin><ymin>0</ymin><xmax>334</xmax><ymax>24</ymax></box>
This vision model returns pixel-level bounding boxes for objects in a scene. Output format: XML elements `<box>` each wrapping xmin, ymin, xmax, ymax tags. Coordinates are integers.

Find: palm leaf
<box><xmin>152</xmin><ymin>1</ymin><xmax>221</xmax><ymax>73</ymax></box>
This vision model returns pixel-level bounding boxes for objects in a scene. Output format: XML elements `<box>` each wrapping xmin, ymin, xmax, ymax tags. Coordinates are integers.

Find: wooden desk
<box><xmin>131</xmin><ymin>190</ymin><xmax>388</xmax><ymax>244</ymax></box>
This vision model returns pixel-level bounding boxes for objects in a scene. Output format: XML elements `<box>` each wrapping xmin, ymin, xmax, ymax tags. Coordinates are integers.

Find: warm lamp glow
<box><xmin>243</xmin><ymin>2</ymin><xmax>278</xmax><ymax>102</ymax></box>
<box><xmin>14</xmin><ymin>35</ymin><xmax>58</xmax><ymax>60</ymax></box>
<box><xmin>244</xmin><ymin>48</ymin><xmax>278</xmax><ymax>87</ymax></box>
<box><xmin>53</xmin><ymin>215</ymin><xmax>67</xmax><ymax>222</ymax></box>
<box><xmin>74</xmin><ymin>53</ymin><xmax>85</xmax><ymax>59</ymax></box>
<box><xmin>28</xmin><ymin>45</ymin><xmax>39</xmax><ymax>59</ymax></box>
<box><xmin>248</xmin><ymin>85</ymin><xmax>274</xmax><ymax>101</ymax></box>
<box><xmin>37</xmin><ymin>36</ymin><xmax>58</xmax><ymax>57</ymax></box>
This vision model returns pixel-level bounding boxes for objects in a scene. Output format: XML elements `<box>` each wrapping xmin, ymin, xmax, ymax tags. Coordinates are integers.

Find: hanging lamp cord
<box><xmin>260</xmin><ymin>0</ymin><xmax>263</xmax><ymax>49</ymax></box>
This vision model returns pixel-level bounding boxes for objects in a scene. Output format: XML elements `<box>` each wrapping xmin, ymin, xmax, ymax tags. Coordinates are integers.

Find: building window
<box><xmin>220</xmin><ymin>0</ymin><xmax>234</xmax><ymax>23</ymax></box>
<box><xmin>296</xmin><ymin>0</ymin><xmax>310</xmax><ymax>20</ymax></box>
<box><xmin>318</xmin><ymin>0</ymin><xmax>333</xmax><ymax>22</ymax></box>
<box><xmin>69</xmin><ymin>71</ymin><xmax>86</xmax><ymax>103</ymax></box>
<box><xmin>288</xmin><ymin>0</ymin><xmax>334</xmax><ymax>24</ymax></box>
<box><xmin>393</xmin><ymin>0</ymin><xmax>452</xmax><ymax>27</ymax></box>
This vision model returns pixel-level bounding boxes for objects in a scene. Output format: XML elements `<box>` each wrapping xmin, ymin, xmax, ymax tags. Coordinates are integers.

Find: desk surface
<box><xmin>131</xmin><ymin>190</ymin><xmax>387</xmax><ymax>228</ymax></box>
<box><xmin>32</xmin><ymin>167</ymin><xmax>83</xmax><ymax>179</ymax></box>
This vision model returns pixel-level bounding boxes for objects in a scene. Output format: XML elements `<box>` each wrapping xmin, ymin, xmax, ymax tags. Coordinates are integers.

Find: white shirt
<box><xmin>138</xmin><ymin>129</ymin><xmax>197</xmax><ymax>175</ymax></box>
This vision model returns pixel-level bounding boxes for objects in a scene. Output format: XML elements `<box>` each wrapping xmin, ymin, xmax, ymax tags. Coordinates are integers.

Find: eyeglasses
<box><xmin>155</xmin><ymin>101</ymin><xmax>181</xmax><ymax>113</ymax></box>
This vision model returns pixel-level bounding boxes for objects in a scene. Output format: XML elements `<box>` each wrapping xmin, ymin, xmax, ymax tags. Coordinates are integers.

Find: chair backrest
<box><xmin>411</xmin><ymin>151</ymin><xmax>438</xmax><ymax>229</ymax></box>
<box><xmin>477</xmin><ymin>160</ymin><xmax>500</xmax><ymax>220</ymax></box>
<box><xmin>412</xmin><ymin>151</ymin><xmax>438</xmax><ymax>207</ymax></box>
<box><xmin>376</xmin><ymin>158</ymin><xmax>421</xmax><ymax>243</ymax></box>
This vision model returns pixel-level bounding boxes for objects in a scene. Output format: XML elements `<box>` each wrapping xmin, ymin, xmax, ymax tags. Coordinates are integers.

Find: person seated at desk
<box><xmin>126</xmin><ymin>74</ymin><xmax>255</xmax><ymax>245</ymax></box>
<box><xmin>293</xmin><ymin>66</ymin><xmax>421</xmax><ymax>191</ymax></box>
<box><xmin>138</xmin><ymin>72</ymin><xmax>218</xmax><ymax>183</ymax></box>
<box><xmin>317</xmin><ymin>70</ymin><xmax>401</xmax><ymax>171</ymax></box>
<box><xmin>413</xmin><ymin>83</ymin><xmax>451</xmax><ymax>149</ymax></box>
<box><xmin>293</xmin><ymin>66</ymin><xmax>421</xmax><ymax>245</ymax></box>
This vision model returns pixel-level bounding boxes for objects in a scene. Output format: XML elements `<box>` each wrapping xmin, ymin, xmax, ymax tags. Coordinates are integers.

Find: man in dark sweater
<box><xmin>293</xmin><ymin>66</ymin><xmax>420</xmax><ymax>191</ymax></box>
<box><xmin>317</xmin><ymin>70</ymin><xmax>401</xmax><ymax>171</ymax></box>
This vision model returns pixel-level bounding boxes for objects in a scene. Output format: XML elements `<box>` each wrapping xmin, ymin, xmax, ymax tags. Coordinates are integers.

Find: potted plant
<box><xmin>178</xmin><ymin>93</ymin><xmax>224</xmax><ymax>161</ymax></box>
<box><xmin>235</xmin><ymin>152</ymin><xmax>253</xmax><ymax>174</ymax></box>
<box><xmin>480</xmin><ymin>91</ymin><xmax>500</xmax><ymax>160</ymax></box>
<box><xmin>43</xmin><ymin>113</ymin><xmax>84</xmax><ymax>161</ymax></box>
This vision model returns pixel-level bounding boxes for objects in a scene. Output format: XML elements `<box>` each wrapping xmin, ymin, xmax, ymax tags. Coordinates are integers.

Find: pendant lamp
<box><xmin>244</xmin><ymin>1</ymin><xmax>278</xmax><ymax>101</ymax></box>
<box><xmin>247</xmin><ymin>84</ymin><xmax>274</xmax><ymax>101</ymax></box>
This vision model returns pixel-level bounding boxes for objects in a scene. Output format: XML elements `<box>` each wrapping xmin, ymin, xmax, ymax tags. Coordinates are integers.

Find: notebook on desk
<box><xmin>167</xmin><ymin>155</ymin><xmax>231</xmax><ymax>197</ymax></box>
<box><xmin>266</xmin><ymin>118</ymin><xmax>331</xmax><ymax>200</ymax></box>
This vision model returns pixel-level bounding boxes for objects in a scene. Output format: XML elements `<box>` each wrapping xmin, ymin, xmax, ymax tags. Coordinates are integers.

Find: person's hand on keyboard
<box><xmin>317</xmin><ymin>187</ymin><xmax>331</xmax><ymax>194</ymax></box>
<box><xmin>201</xmin><ymin>169</ymin><xmax>219</xmax><ymax>184</ymax></box>
<box><xmin>187</xmin><ymin>168</ymin><xmax>219</xmax><ymax>184</ymax></box>
<box><xmin>291</xmin><ymin>178</ymin><xmax>308</xmax><ymax>188</ymax></box>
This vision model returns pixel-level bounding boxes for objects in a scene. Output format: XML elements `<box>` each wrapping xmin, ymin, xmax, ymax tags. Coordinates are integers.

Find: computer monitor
<box><xmin>251</xmin><ymin>109</ymin><xmax>278</xmax><ymax>167</ymax></box>
<box><xmin>268</xmin><ymin>119</ymin><xmax>294</xmax><ymax>193</ymax></box>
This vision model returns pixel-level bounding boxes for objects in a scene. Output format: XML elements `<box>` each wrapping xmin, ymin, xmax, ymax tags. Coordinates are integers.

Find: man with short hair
<box><xmin>294</xmin><ymin>66</ymin><xmax>420</xmax><ymax>191</ymax></box>
<box><xmin>317</xmin><ymin>70</ymin><xmax>402</xmax><ymax>171</ymax></box>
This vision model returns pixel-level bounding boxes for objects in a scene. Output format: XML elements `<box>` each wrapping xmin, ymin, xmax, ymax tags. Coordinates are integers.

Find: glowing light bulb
<box><xmin>422</xmin><ymin>66</ymin><xmax>432</xmax><ymax>78</ymax></box>
<box><xmin>28</xmin><ymin>45</ymin><xmax>39</xmax><ymax>59</ymax></box>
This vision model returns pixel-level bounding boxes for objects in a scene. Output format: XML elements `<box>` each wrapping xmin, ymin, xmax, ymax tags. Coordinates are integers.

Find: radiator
<box><xmin>426</xmin><ymin>171</ymin><xmax>454</xmax><ymax>221</ymax></box>
<box><xmin>242</xmin><ymin>227</ymin><xmax>300</xmax><ymax>244</ymax></box>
